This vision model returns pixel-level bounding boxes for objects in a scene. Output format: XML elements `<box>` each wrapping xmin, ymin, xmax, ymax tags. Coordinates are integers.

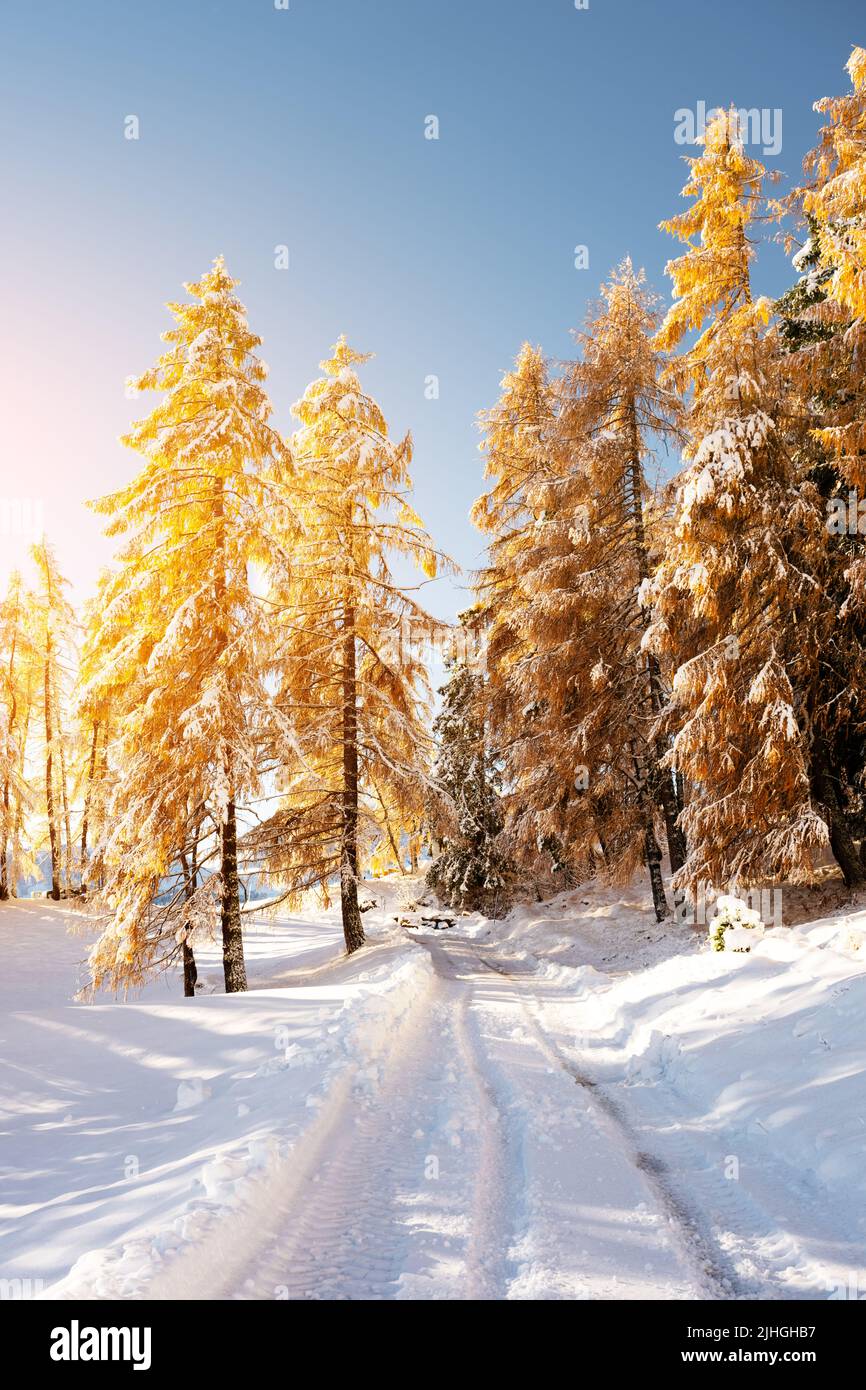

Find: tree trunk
<box><xmin>811</xmin><ymin>739</ymin><xmax>866</xmax><ymax>890</ymax></box>
<box><xmin>0</xmin><ymin>781</ymin><xmax>9</xmax><ymax>899</ymax></box>
<box><xmin>58</xmin><ymin>732</ymin><xmax>73</xmax><ymax>895</ymax></box>
<box><xmin>212</xmin><ymin>480</ymin><xmax>248</xmax><ymax>989</ymax></box>
<box><xmin>220</xmin><ymin>799</ymin><xmax>247</xmax><ymax>992</ymax></box>
<box><xmin>341</xmin><ymin>601</ymin><xmax>365</xmax><ymax>954</ymax></box>
<box><xmin>44</xmin><ymin>645</ymin><xmax>60</xmax><ymax>901</ymax></box>
<box><xmin>373</xmin><ymin>777</ymin><xmax>405</xmax><ymax>874</ymax></box>
<box><xmin>644</xmin><ymin>822</ymin><xmax>669</xmax><ymax>922</ymax></box>
<box><xmin>79</xmin><ymin>720</ymin><xmax>100</xmax><ymax>894</ymax></box>
<box><xmin>0</xmin><ymin>616</ymin><xmax>19</xmax><ymax>900</ymax></box>
<box><xmin>179</xmin><ymin>845</ymin><xmax>199</xmax><ymax>999</ymax></box>
<box><xmin>97</xmin><ymin>722</ymin><xmax>109</xmax><ymax>891</ymax></box>
<box><xmin>624</xmin><ymin>403</ymin><xmax>687</xmax><ymax>877</ymax></box>
<box><xmin>183</xmin><ymin>940</ymin><xmax>199</xmax><ymax>998</ymax></box>
<box><xmin>631</xmin><ymin>738</ymin><xmax>669</xmax><ymax>921</ymax></box>
<box><xmin>9</xmin><ymin>693</ymin><xmax>32</xmax><ymax>898</ymax></box>
<box><xmin>648</xmin><ymin>713</ymin><xmax>687</xmax><ymax>874</ymax></box>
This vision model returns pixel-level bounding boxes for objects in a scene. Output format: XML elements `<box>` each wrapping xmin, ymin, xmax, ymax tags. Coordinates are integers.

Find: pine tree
<box><xmin>255</xmin><ymin>338</ymin><xmax>450</xmax><ymax>953</ymax></box>
<box><xmin>648</xmin><ymin>109</ymin><xmax>865</xmax><ymax>892</ymax></box>
<box><xmin>88</xmin><ymin>257</ymin><xmax>294</xmax><ymax>992</ymax></box>
<box><xmin>427</xmin><ymin>639</ymin><xmax>508</xmax><ymax>912</ymax></box>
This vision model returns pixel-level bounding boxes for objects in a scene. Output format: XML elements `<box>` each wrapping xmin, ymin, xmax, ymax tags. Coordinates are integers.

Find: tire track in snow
<box><xmin>227</xmin><ymin>980</ymin><xmax>457</xmax><ymax>1299</ymax></box>
<box><xmin>591</xmin><ymin>1069</ymin><xmax>858</xmax><ymax>1300</ymax></box>
<box><xmin>153</xmin><ymin>950</ymin><xmax>519</xmax><ymax>1301</ymax></box>
<box><xmin>146</xmin><ymin>958</ymin><xmax>443</xmax><ymax>1301</ymax></box>
<box><xmin>485</xmin><ymin>943</ymin><xmax>851</xmax><ymax>1300</ymax></box>
<box><xmin>423</xmin><ymin>935</ymin><xmax>704</xmax><ymax>1299</ymax></box>
<box><xmin>468</xmin><ymin>943</ymin><xmax>747</xmax><ymax>1299</ymax></box>
<box><xmin>448</xmin><ymin>985</ymin><xmax>522</xmax><ymax>1298</ymax></box>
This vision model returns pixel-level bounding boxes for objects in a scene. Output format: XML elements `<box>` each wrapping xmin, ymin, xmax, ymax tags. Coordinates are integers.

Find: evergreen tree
<box><xmin>779</xmin><ymin>47</ymin><xmax>866</xmax><ymax>871</ymax></box>
<box><xmin>427</xmin><ymin>646</ymin><xmax>508</xmax><ymax>912</ymax></box>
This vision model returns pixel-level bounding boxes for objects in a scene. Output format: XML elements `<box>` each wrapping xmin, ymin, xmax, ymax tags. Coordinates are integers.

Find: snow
<box><xmin>1</xmin><ymin>874</ymin><xmax>864</xmax><ymax>1301</ymax></box>
<box><xmin>0</xmin><ymin>895</ymin><xmax>431</xmax><ymax>1298</ymax></box>
<box><xmin>489</xmin><ymin>885</ymin><xmax>866</xmax><ymax>1298</ymax></box>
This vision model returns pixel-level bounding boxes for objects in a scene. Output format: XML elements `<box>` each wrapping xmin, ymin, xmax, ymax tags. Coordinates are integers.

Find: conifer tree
<box><xmin>802</xmin><ymin>48</ymin><xmax>866</xmax><ymax>333</ymax></box>
<box><xmin>427</xmin><ymin>647</ymin><xmax>508</xmax><ymax>912</ymax></box>
<box><xmin>256</xmin><ymin>338</ymin><xmax>450</xmax><ymax>953</ymax></box>
<box><xmin>75</xmin><ymin>575</ymin><xmax>118</xmax><ymax>895</ymax></box>
<box><xmin>538</xmin><ymin>262</ymin><xmax>685</xmax><ymax>916</ymax></box>
<box><xmin>472</xmin><ymin>310</ymin><xmax>686</xmax><ymax>917</ymax></box>
<box><xmin>472</xmin><ymin>345</ymin><xmax>567</xmax><ymax>875</ymax></box>
<box><xmin>776</xmin><ymin>49</ymin><xmax>866</xmax><ymax>509</ymax></box>
<box><xmin>88</xmin><ymin>258</ymin><xmax>294</xmax><ymax>992</ymax></box>
<box><xmin>0</xmin><ymin>571</ymin><xmax>35</xmax><ymax>899</ymax></box>
<box><xmin>648</xmin><ymin>109</ymin><xmax>865</xmax><ymax>892</ymax></box>
<box><xmin>31</xmin><ymin>541</ymin><xmax>77</xmax><ymax>900</ymax></box>
<box><xmin>778</xmin><ymin>48</ymin><xmax>866</xmax><ymax>871</ymax></box>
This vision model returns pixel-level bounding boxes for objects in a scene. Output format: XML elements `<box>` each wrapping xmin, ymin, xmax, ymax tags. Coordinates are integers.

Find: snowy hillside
<box><xmin>1</xmin><ymin>876</ymin><xmax>864</xmax><ymax>1301</ymax></box>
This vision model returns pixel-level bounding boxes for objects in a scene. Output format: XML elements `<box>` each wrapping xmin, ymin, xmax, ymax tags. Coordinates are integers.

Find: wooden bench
<box><xmin>419</xmin><ymin>913</ymin><xmax>456</xmax><ymax>930</ymax></box>
<box><xmin>393</xmin><ymin>912</ymin><xmax>456</xmax><ymax>931</ymax></box>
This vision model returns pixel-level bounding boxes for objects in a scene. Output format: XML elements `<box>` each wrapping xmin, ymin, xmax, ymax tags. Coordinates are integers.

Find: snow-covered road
<box><xmin>145</xmin><ymin>933</ymin><xmax>709</xmax><ymax>1300</ymax></box>
<box><xmin>3</xmin><ymin>883</ymin><xmax>864</xmax><ymax>1302</ymax></box>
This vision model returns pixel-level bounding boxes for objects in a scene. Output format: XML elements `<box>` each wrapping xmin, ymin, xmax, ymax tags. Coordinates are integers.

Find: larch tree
<box><xmin>0</xmin><ymin>571</ymin><xmax>35</xmax><ymax>899</ymax></box>
<box><xmin>647</xmin><ymin>108</ymin><xmax>865</xmax><ymax>893</ymax></box>
<box><xmin>31</xmin><ymin>541</ymin><xmax>77</xmax><ymax>900</ymax></box>
<box><xmin>531</xmin><ymin>261</ymin><xmax>685</xmax><ymax>918</ymax></box>
<box><xmin>74</xmin><ymin>573</ymin><xmax>119</xmax><ymax>896</ymax></box>
<box><xmin>254</xmin><ymin>337</ymin><xmax>450</xmax><ymax>954</ymax></box>
<box><xmin>87</xmin><ymin>257</ymin><xmax>295</xmax><ymax>993</ymax></box>
<box><xmin>472</xmin><ymin>345</ymin><xmax>573</xmax><ymax>884</ymax></box>
<box><xmin>472</xmin><ymin>303</ymin><xmax>686</xmax><ymax>920</ymax></box>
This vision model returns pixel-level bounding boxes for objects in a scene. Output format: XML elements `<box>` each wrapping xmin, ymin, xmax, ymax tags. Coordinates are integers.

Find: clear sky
<box><xmin>1</xmin><ymin>0</ymin><xmax>861</xmax><ymax>620</ymax></box>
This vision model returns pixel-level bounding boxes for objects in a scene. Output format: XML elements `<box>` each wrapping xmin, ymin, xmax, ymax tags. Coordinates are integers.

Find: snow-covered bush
<box><xmin>708</xmin><ymin>895</ymin><xmax>764</xmax><ymax>953</ymax></box>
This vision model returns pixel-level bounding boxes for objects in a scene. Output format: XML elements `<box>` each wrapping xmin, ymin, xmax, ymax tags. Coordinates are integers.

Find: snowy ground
<box><xmin>1</xmin><ymin>877</ymin><xmax>864</xmax><ymax>1301</ymax></box>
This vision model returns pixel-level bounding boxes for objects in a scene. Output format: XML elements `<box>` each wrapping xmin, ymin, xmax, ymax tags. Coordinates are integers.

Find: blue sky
<box><xmin>1</xmin><ymin>0</ymin><xmax>861</xmax><ymax>619</ymax></box>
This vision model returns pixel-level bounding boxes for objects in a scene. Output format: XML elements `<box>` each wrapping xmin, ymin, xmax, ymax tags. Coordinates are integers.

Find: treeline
<box><xmin>431</xmin><ymin>48</ymin><xmax>866</xmax><ymax>920</ymax></box>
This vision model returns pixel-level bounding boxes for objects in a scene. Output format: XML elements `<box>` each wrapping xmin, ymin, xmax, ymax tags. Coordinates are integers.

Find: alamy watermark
<box><xmin>0</xmin><ymin>497</ymin><xmax>44</xmax><ymax>541</ymax></box>
<box><xmin>675</xmin><ymin>881</ymin><xmax>783</xmax><ymax>930</ymax></box>
<box><xmin>827</xmin><ymin>491</ymin><xmax>866</xmax><ymax>535</ymax></box>
<box><xmin>674</xmin><ymin>102</ymin><xmax>782</xmax><ymax>157</ymax></box>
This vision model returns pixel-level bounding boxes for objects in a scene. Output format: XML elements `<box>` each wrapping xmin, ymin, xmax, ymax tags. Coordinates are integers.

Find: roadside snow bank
<box><xmin>0</xmin><ymin>899</ymin><xmax>432</xmax><ymax>1300</ymax></box>
<box><xmin>527</xmin><ymin>902</ymin><xmax>866</xmax><ymax>1293</ymax></box>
